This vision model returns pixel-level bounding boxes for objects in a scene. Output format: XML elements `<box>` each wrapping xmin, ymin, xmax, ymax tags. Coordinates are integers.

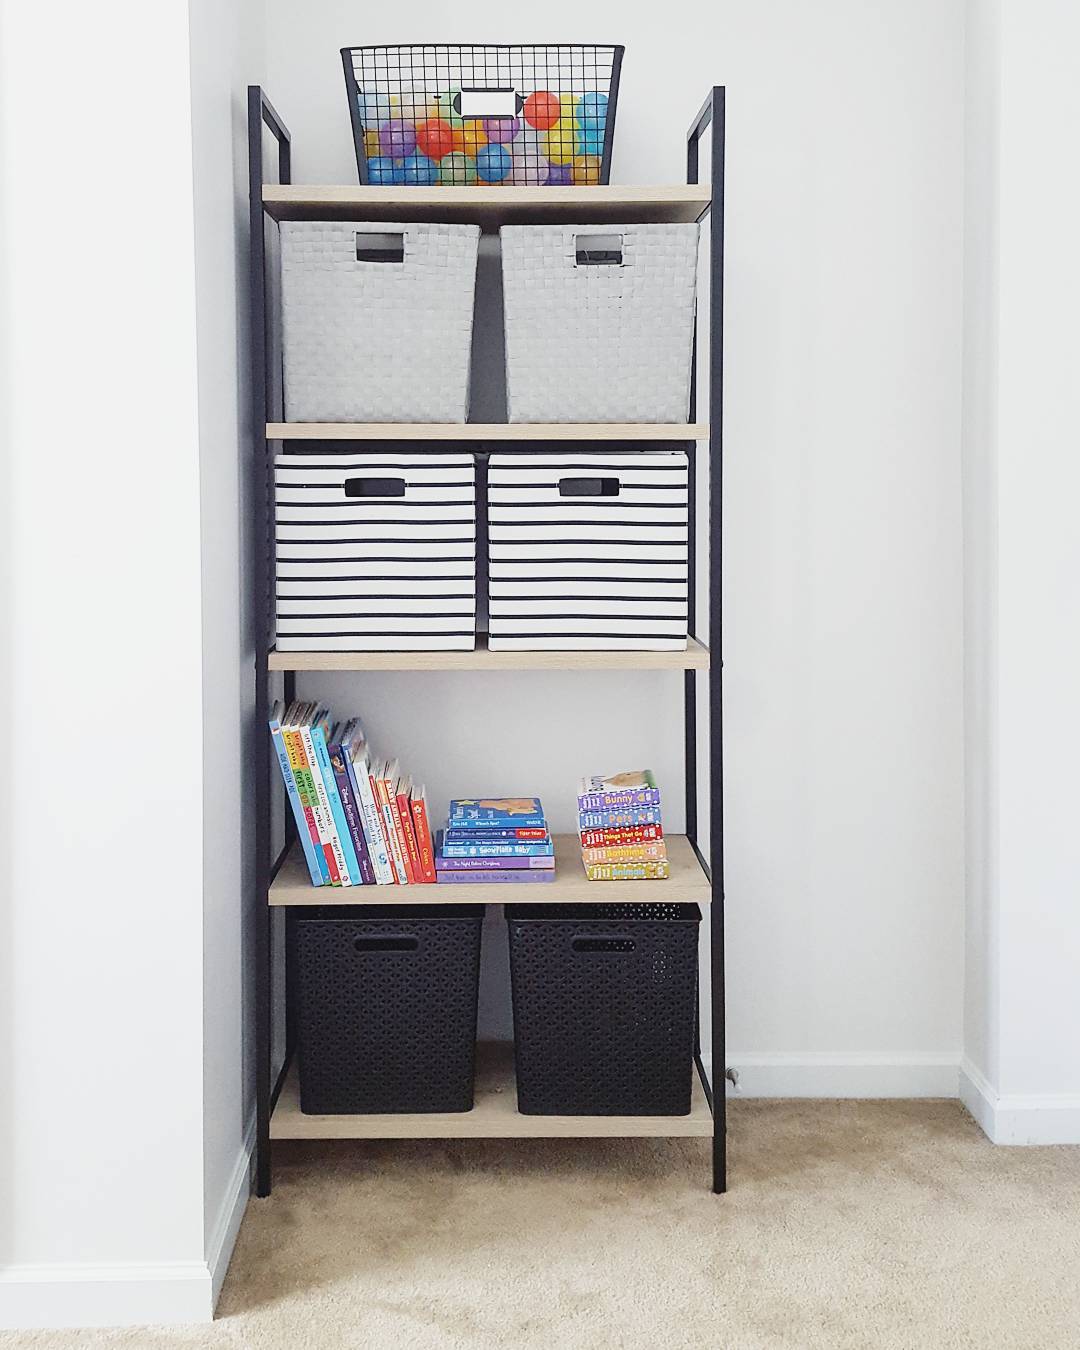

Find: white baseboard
<box><xmin>0</xmin><ymin>1118</ymin><xmax>254</xmax><ymax>1330</ymax></box>
<box><xmin>960</xmin><ymin>1058</ymin><xmax>1080</xmax><ymax>1145</ymax></box>
<box><xmin>0</xmin><ymin>1261</ymin><xmax>214</xmax><ymax>1329</ymax></box>
<box><xmin>206</xmin><ymin>1113</ymin><xmax>255</xmax><ymax>1308</ymax></box>
<box><xmin>720</xmin><ymin>1051</ymin><xmax>960</xmax><ymax>1098</ymax></box>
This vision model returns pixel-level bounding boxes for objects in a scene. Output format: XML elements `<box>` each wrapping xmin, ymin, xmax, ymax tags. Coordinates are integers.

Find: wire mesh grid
<box><xmin>342</xmin><ymin>45</ymin><xmax>623</xmax><ymax>187</ymax></box>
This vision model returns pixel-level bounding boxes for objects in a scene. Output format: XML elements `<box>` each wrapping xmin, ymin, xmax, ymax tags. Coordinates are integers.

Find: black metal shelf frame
<box><xmin>247</xmin><ymin>84</ymin><xmax>726</xmax><ymax>1197</ymax></box>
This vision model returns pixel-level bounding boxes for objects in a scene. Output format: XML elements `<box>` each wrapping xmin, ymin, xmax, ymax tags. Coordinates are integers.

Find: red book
<box><xmin>580</xmin><ymin>823</ymin><xmax>664</xmax><ymax>849</ymax></box>
<box><xmin>371</xmin><ymin>761</ymin><xmax>405</xmax><ymax>884</ymax></box>
<box><xmin>410</xmin><ymin>787</ymin><xmax>438</xmax><ymax>883</ymax></box>
<box><xmin>384</xmin><ymin>761</ymin><xmax>416</xmax><ymax>884</ymax></box>
<box><xmin>396</xmin><ymin>775</ymin><xmax>425</xmax><ymax>886</ymax></box>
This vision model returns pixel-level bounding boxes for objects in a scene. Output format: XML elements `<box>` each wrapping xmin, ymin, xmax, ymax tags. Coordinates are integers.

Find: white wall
<box><xmin>188</xmin><ymin>0</ymin><xmax>265</xmax><ymax>1295</ymax></box>
<box><xmin>266</xmin><ymin>0</ymin><xmax>967</xmax><ymax>1086</ymax></box>
<box><xmin>0</xmin><ymin>0</ymin><xmax>212</xmax><ymax>1327</ymax></box>
<box><xmin>961</xmin><ymin>0</ymin><xmax>1080</xmax><ymax>1143</ymax></box>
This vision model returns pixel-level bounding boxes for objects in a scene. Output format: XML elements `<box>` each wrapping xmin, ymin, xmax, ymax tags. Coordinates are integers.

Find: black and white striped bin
<box><xmin>274</xmin><ymin>452</ymin><xmax>477</xmax><ymax>651</ymax></box>
<box><xmin>486</xmin><ymin>451</ymin><xmax>689</xmax><ymax>651</ymax></box>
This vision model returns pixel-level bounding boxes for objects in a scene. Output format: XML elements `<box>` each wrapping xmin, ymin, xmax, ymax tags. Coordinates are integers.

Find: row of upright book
<box><xmin>269</xmin><ymin>700</ymin><xmax>437</xmax><ymax>886</ymax></box>
<box><xmin>577</xmin><ymin>770</ymin><xmax>669</xmax><ymax>880</ymax></box>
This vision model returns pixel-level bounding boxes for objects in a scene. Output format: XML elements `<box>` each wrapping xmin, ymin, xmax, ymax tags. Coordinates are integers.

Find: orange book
<box><xmin>373</xmin><ymin>760</ymin><xmax>407</xmax><ymax>884</ymax></box>
<box><xmin>410</xmin><ymin>786</ymin><xmax>437</xmax><ymax>883</ymax></box>
<box><xmin>395</xmin><ymin>774</ymin><xmax>425</xmax><ymax>885</ymax></box>
<box><xmin>383</xmin><ymin>760</ymin><xmax>416</xmax><ymax>884</ymax></box>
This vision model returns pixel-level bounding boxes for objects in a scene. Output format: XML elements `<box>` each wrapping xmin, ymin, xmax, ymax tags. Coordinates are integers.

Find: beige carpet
<box><xmin>5</xmin><ymin>1100</ymin><xmax>1080</xmax><ymax>1349</ymax></box>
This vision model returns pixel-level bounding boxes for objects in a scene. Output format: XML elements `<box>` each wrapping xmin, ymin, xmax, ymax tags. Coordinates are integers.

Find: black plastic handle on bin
<box><xmin>352</xmin><ymin>935</ymin><xmax>419</xmax><ymax>953</ymax></box>
<box><xmin>344</xmin><ymin>476</ymin><xmax>406</xmax><ymax>498</ymax></box>
<box><xmin>575</xmin><ymin>233</ymin><xmax>623</xmax><ymax>266</ymax></box>
<box><xmin>571</xmin><ymin>936</ymin><xmax>637</xmax><ymax>954</ymax></box>
<box><xmin>355</xmin><ymin>230</ymin><xmax>405</xmax><ymax>263</ymax></box>
<box><xmin>558</xmin><ymin>476</ymin><xmax>621</xmax><ymax>497</ymax></box>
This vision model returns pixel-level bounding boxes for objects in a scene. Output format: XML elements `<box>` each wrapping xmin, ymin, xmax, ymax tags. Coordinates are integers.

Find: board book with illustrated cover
<box><xmin>269</xmin><ymin>701</ymin><xmax>324</xmax><ymax>886</ymax></box>
<box><xmin>437</xmin><ymin>832</ymin><xmax>554</xmax><ymax>858</ymax></box>
<box><xmin>581</xmin><ymin>841</ymin><xmax>668</xmax><ymax>866</ymax></box>
<box><xmin>448</xmin><ymin>798</ymin><xmax>546</xmax><ymax>829</ymax></box>
<box><xmin>584</xmin><ymin>859</ymin><xmax>671</xmax><ymax>882</ymax></box>
<box><xmin>580</xmin><ymin>823</ymin><xmax>664</xmax><ymax>848</ymax></box>
<box><xmin>577</xmin><ymin>770</ymin><xmax>661</xmax><ymax>812</ymax></box>
<box><xmin>410</xmin><ymin>786</ymin><xmax>437</xmax><ymax>883</ymax></box>
<box><xmin>435</xmin><ymin>854</ymin><xmax>556</xmax><ymax>871</ymax></box>
<box><xmin>579</xmin><ymin>805</ymin><xmax>663</xmax><ymax>830</ymax></box>
<box><xmin>443</xmin><ymin>826</ymin><xmax>549</xmax><ymax>842</ymax></box>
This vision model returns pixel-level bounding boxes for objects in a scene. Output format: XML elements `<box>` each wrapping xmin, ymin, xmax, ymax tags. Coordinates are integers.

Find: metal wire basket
<box><xmin>342</xmin><ymin>44</ymin><xmax>623</xmax><ymax>187</ymax></box>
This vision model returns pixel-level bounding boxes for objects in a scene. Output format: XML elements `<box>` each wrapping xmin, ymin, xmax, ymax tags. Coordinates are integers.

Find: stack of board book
<box><xmin>435</xmin><ymin>798</ymin><xmax>554</xmax><ymax>884</ymax></box>
<box><xmin>269</xmin><ymin>700</ymin><xmax>437</xmax><ymax>886</ymax></box>
<box><xmin>578</xmin><ymin>770</ymin><xmax>669</xmax><ymax>880</ymax></box>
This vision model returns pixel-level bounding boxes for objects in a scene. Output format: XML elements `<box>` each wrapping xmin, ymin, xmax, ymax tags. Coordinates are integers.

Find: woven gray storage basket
<box><xmin>281</xmin><ymin>222</ymin><xmax>479</xmax><ymax>423</ymax></box>
<box><xmin>500</xmin><ymin>223</ymin><xmax>698</xmax><ymax>423</ymax></box>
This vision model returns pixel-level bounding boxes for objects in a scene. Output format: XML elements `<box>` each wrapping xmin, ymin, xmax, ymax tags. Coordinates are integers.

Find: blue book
<box><xmin>443</xmin><ymin>827</ymin><xmax>550</xmax><ymax>843</ymax></box>
<box><xmin>437</xmin><ymin>831</ymin><xmax>554</xmax><ymax>858</ymax></box>
<box><xmin>328</xmin><ymin>729</ymin><xmax>375</xmax><ymax>885</ymax></box>
<box><xmin>310</xmin><ymin>714</ymin><xmax>363</xmax><ymax>885</ymax></box>
<box><xmin>268</xmin><ymin>701</ymin><xmax>324</xmax><ymax>886</ymax></box>
<box><xmin>447</xmin><ymin>798</ymin><xmax>546</xmax><ymax>829</ymax></box>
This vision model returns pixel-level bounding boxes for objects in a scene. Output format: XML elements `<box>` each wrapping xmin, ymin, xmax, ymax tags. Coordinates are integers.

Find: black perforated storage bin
<box><xmin>293</xmin><ymin>905</ymin><xmax>484</xmax><ymax>1114</ymax></box>
<box><xmin>506</xmin><ymin>903</ymin><xmax>701</xmax><ymax>1115</ymax></box>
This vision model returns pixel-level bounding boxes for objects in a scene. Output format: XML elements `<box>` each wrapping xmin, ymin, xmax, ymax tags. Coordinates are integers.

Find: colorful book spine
<box><xmin>578</xmin><ymin>806</ymin><xmax>663</xmax><ymax>830</ymax></box>
<box><xmin>410</xmin><ymin>792</ymin><xmax>438</xmax><ymax>883</ymax></box>
<box><xmin>347</xmin><ymin>751</ymin><xmax>394</xmax><ymax>884</ymax></box>
<box><xmin>584</xmin><ymin>859</ymin><xmax>671</xmax><ymax>881</ymax></box>
<box><xmin>443</xmin><ymin>827</ymin><xmax>549</xmax><ymax>842</ymax></box>
<box><xmin>309</xmin><ymin>719</ymin><xmax>359</xmax><ymax>886</ymax></box>
<box><xmin>375</xmin><ymin>767</ymin><xmax>409</xmax><ymax>884</ymax></box>
<box><xmin>284</xmin><ymin>722</ymin><xmax>339</xmax><ymax>884</ymax></box>
<box><xmin>580</xmin><ymin>824</ymin><xmax>664</xmax><ymax>848</ymax></box>
<box><xmin>581</xmin><ymin>841</ymin><xmax>667</xmax><ymax>866</ymax></box>
<box><xmin>436</xmin><ymin>869</ymin><xmax>557</xmax><ymax>885</ymax></box>
<box><xmin>436</xmin><ymin>854</ymin><xmax>556</xmax><ymax>871</ymax></box>
<box><xmin>396</xmin><ymin>783</ymin><xmax>425</xmax><ymax>884</ymax></box>
<box><xmin>329</xmin><ymin>740</ymin><xmax>375</xmax><ymax>885</ymax></box>
<box><xmin>386</xmin><ymin>781</ymin><xmax>416</xmax><ymax>883</ymax></box>
<box><xmin>578</xmin><ymin>788</ymin><xmax>661</xmax><ymax>811</ymax></box>
<box><xmin>447</xmin><ymin>800</ymin><xmax>546</xmax><ymax>829</ymax></box>
<box><xmin>438</xmin><ymin>840</ymin><xmax>555</xmax><ymax>858</ymax></box>
<box><xmin>269</xmin><ymin>708</ymin><xmax>323</xmax><ymax>886</ymax></box>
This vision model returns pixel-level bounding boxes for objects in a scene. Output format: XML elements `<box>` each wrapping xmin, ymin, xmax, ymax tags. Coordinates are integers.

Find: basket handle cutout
<box><xmin>572</xmin><ymin>936</ymin><xmax>636</xmax><ymax>954</ymax></box>
<box><xmin>457</xmin><ymin>87</ymin><xmax>519</xmax><ymax>118</ymax></box>
<box><xmin>353</xmin><ymin>935</ymin><xmax>419</xmax><ymax>953</ymax></box>
<box><xmin>575</xmin><ymin>233</ymin><xmax>623</xmax><ymax>266</ymax></box>
<box><xmin>344</xmin><ymin>477</ymin><xmax>406</xmax><ymax>498</ymax></box>
<box><xmin>355</xmin><ymin>231</ymin><xmax>405</xmax><ymax>263</ymax></box>
<box><xmin>558</xmin><ymin>476</ymin><xmax>621</xmax><ymax>498</ymax></box>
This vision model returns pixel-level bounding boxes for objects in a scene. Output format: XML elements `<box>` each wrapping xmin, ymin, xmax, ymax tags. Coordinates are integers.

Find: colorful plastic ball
<box><xmin>475</xmin><ymin>143</ymin><xmax>512</xmax><ymax>183</ymax></box>
<box><xmin>544</xmin><ymin>161</ymin><xmax>573</xmax><ymax>185</ymax></box>
<box><xmin>379</xmin><ymin>119</ymin><xmax>416</xmax><ymax>158</ymax></box>
<box><xmin>542</xmin><ymin>116</ymin><xmax>578</xmax><ymax>165</ymax></box>
<box><xmin>438</xmin><ymin>151</ymin><xmax>477</xmax><ymax>185</ymax></box>
<box><xmin>401</xmin><ymin>151</ymin><xmax>438</xmax><ymax>185</ymax></box>
<box><xmin>482</xmin><ymin>115</ymin><xmax>520</xmax><ymax>144</ymax></box>
<box><xmin>571</xmin><ymin>154</ymin><xmax>602</xmax><ymax>185</ymax></box>
<box><xmin>576</xmin><ymin>92</ymin><xmax>609</xmax><ymax>127</ymax></box>
<box><xmin>363</xmin><ymin>128</ymin><xmax>382</xmax><ymax>161</ymax></box>
<box><xmin>398</xmin><ymin>90</ymin><xmax>431</xmax><ymax>121</ymax></box>
<box><xmin>358</xmin><ymin>91</ymin><xmax>393</xmax><ymax>125</ymax></box>
<box><xmin>451</xmin><ymin>123</ymin><xmax>488</xmax><ymax>157</ymax></box>
<box><xmin>509</xmin><ymin>149</ymin><xmax>546</xmax><ymax>185</ymax></box>
<box><xmin>366</xmin><ymin>156</ymin><xmax>401</xmax><ymax>185</ymax></box>
<box><xmin>523</xmin><ymin>90</ymin><xmax>562</xmax><ymax>131</ymax></box>
<box><xmin>576</xmin><ymin>125</ymin><xmax>604</xmax><ymax>156</ymax></box>
<box><xmin>415</xmin><ymin>117</ymin><xmax>455</xmax><ymax>160</ymax></box>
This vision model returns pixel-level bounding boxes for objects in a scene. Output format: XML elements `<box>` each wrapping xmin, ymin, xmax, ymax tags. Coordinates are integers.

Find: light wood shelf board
<box><xmin>268</xmin><ymin>635</ymin><xmax>709</xmax><ymax>673</ymax></box>
<box><xmin>267</xmin><ymin>421</ymin><xmax>706</xmax><ymax>442</ymax></box>
<box><xmin>262</xmin><ymin>183</ymin><xmax>712</xmax><ymax>227</ymax></box>
<box><xmin>270</xmin><ymin>1042</ymin><xmax>712</xmax><ymax>1140</ymax></box>
<box><xmin>270</xmin><ymin>833</ymin><xmax>710</xmax><ymax>907</ymax></box>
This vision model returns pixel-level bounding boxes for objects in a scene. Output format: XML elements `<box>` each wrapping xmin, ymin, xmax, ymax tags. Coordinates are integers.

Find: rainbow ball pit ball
<box><xmin>358</xmin><ymin>87</ymin><xmax>609</xmax><ymax>187</ymax></box>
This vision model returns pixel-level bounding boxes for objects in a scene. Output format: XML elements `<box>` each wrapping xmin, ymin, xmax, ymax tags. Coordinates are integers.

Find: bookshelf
<box><xmin>249</xmin><ymin>85</ymin><xmax>726</xmax><ymax>1196</ymax></box>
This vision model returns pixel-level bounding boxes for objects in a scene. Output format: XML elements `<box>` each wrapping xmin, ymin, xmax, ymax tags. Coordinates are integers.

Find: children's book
<box><xmin>410</xmin><ymin>786</ymin><xmax>438</xmax><ymax>883</ymax></box>
<box><xmin>339</xmin><ymin>723</ymin><xmax>394</xmax><ymax>885</ymax></box>
<box><xmin>328</xmin><ymin>725</ymin><xmax>375</xmax><ymax>885</ymax></box>
<box><xmin>376</xmin><ymin>759</ymin><xmax>410</xmax><ymax>884</ymax></box>
<box><xmin>284</xmin><ymin>703</ymin><xmax>340</xmax><ymax>885</ymax></box>
<box><xmin>443</xmin><ymin>826</ymin><xmax>549</xmax><ymax>842</ymax></box>
<box><xmin>578</xmin><ymin>770</ymin><xmax>660</xmax><ymax>812</ymax></box>
<box><xmin>584</xmin><ymin>859</ymin><xmax>670</xmax><ymax>882</ymax></box>
<box><xmin>581</xmin><ymin>841</ymin><xmax>668</xmax><ymax>866</ymax></box>
<box><xmin>436</xmin><ymin>854</ymin><xmax>556</xmax><ymax>871</ymax></box>
<box><xmin>437</xmin><ymin>835</ymin><xmax>554</xmax><ymax>858</ymax></box>
<box><xmin>268</xmin><ymin>700</ymin><xmax>324</xmax><ymax>886</ymax></box>
<box><xmin>309</xmin><ymin>711</ymin><xmax>359</xmax><ymax>886</ymax></box>
<box><xmin>579</xmin><ymin>806</ymin><xmax>663</xmax><ymax>830</ymax></box>
<box><xmin>447</xmin><ymin>798</ymin><xmax>546</xmax><ymax>829</ymax></box>
<box><xmin>437</xmin><ymin>868</ymin><xmax>556</xmax><ymax>885</ymax></box>
<box><xmin>580</xmin><ymin>824</ymin><xmax>664</xmax><ymax>849</ymax></box>
<box><xmin>395</xmin><ymin>772</ymin><xmax>424</xmax><ymax>885</ymax></box>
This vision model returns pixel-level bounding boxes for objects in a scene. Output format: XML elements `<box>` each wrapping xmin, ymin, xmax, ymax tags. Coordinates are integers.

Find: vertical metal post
<box><xmin>249</xmin><ymin>86</ymin><xmax>291</xmax><ymax>1200</ymax></box>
